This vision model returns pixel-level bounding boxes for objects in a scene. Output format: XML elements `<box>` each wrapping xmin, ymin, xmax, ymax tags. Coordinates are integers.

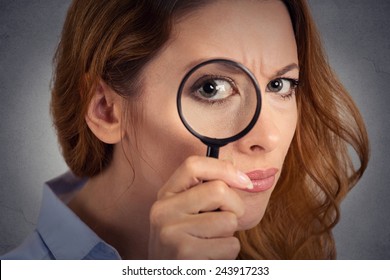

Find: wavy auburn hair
<box><xmin>51</xmin><ymin>0</ymin><xmax>369</xmax><ymax>259</ymax></box>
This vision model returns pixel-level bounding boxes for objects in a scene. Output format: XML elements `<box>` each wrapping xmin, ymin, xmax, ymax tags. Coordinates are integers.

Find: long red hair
<box><xmin>51</xmin><ymin>0</ymin><xmax>369</xmax><ymax>259</ymax></box>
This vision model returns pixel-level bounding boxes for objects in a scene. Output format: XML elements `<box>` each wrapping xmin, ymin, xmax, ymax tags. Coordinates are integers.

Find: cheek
<box><xmin>131</xmin><ymin>99</ymin><xmax>205</xmax><ymax>187</ymax></box>
<box><xmin>273</xmin><ymin>97</ymin><xmax>298</xmax><ymax>152</ymax></box>
<box><xmin>284</xmin><ymin>107</ymin><xmax>297</xmax><ymax>154</ymax></box>
<box><xmin>282</xmin><ymin>109</ymin><xmax>297</xmax><ymax>148</ymax></box>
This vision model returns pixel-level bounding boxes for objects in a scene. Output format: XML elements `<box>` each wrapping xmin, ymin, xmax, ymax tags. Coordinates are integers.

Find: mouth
<box><xmin>243</xmin><ymin>168</ymin><xmax>279</xmax><ymax>193</ymax></box>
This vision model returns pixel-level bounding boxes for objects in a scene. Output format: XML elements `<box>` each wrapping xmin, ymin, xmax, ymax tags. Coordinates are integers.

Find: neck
<box><xmin>68</xmin><ymin>146</ymin><xmax>156</xmax><ymax>259</ymax></box>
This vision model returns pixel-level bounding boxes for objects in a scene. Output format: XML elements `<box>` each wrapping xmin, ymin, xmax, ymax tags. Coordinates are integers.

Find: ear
<box><xmin>85</xmin><ymin>80</ymin><xmax>123</xmax><ymax>144</ymax></box>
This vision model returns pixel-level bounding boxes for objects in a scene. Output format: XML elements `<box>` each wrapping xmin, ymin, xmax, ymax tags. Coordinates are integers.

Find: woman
<box><xmin>2</xmin><ymin>0</ymin><xmax>369</xmax><ymax>259</ymax></box>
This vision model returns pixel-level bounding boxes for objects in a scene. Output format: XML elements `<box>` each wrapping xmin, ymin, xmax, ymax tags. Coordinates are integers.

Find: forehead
<box><xmin>167</xmin><ymin>0</ymin><xmax>298</xmax><ymax>78</ymax></box>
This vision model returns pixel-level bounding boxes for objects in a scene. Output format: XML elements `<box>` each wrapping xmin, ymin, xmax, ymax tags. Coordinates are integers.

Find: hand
<box><xmin>148</xmin><ymin>156</ymin><xmax>253</xmax><ymax>259</ymax></box>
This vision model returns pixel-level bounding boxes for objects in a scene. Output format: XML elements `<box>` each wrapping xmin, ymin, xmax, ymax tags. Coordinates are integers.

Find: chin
<box><xmin>237</xmin><ymin>211</ymin><xmax>265</xmax><ymax>231</ymax></box>
<box><xmin>236</xmin><ymin>192</ymin><xmax>272</xmax><ymax>231</ymax></box>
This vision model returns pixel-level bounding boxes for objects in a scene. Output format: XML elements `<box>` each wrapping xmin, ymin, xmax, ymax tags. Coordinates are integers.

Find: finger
<box><xmin>158</xmin><ymin>156</ymin><xmax>253</xmax><ymax>199</ymax></box>
<box><xmin>165</xmin><ymin>180</ymin><xmax>245</xmax><ymax>217</ymax></box>
<box><xmin>183</xmin><ymin>211</ymin><xmax>239</xmax><ymax>238</ymax></box>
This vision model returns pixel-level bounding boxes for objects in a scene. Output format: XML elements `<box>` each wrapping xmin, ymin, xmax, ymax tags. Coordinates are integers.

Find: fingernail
<box><xmin>237</xmin><ymin>171</ymin><xmax>253</xmax><ymax>189</ymax></box>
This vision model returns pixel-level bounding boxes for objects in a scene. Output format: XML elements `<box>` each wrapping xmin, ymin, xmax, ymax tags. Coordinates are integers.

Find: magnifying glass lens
<box><xmin>178</xmin><ymin>60</ymin><xmax>260</xmax><ymax>141</ymax></box>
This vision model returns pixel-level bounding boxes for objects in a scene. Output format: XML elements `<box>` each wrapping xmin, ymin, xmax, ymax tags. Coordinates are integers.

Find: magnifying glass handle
<box><xmin>206</xmin><ymin>145</ymin><xmax>220</xmax><ymax>158</ymax></box>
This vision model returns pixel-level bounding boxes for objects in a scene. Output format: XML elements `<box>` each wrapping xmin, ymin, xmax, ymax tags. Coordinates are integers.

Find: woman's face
<box><xmin>124</xmin><ymin>0</ymin><xmax>298</xmax><ymax>231</ymax></box>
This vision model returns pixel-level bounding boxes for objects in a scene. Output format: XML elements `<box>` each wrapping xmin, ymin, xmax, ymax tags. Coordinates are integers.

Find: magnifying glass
<box><xmin>177</xmin><ymin>59</ymin><xmax>261</xmax><ymax>158</ymax></box>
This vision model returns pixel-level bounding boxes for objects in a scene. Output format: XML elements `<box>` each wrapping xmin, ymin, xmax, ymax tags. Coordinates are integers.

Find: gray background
<box><xmin>0</xmin><ymin>0</ymin><xmax>389</xmax><ymax>259</ymax></box>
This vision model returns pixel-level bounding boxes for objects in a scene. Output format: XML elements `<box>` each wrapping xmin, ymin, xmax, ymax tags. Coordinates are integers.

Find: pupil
<box><xmin>202</xmin><ymin>82</ymin><xmax>217</xmax><ymax>97</ymax></box>
<box><xmin>271</xmin><ymin>80</ymin><xmax>283</xmax><ymax>90</ymax></box>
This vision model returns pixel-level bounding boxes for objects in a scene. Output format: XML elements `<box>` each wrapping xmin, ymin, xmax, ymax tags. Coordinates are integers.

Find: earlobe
<box><xmin>85</xmin><ymin>80</ymin><xmax>123</xmax><ymax>144</ymax></box>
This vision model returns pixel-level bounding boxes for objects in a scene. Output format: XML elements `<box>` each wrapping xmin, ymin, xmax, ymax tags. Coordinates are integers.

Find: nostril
<box><xmin>250</xmin><ymin>145</ymin><xmax>264</xmax><ymax>152</ymax></box>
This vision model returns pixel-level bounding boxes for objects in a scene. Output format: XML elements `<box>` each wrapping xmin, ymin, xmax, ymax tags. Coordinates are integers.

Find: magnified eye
<box><xmin>266</xmin><ymin>78</ymin><xmax>299</xmax><ymax>96</ymax></box>
<box><xmin>191</xmin><ymin>76</ymin><xmax>238</xmax><ymax>103</ymax></box>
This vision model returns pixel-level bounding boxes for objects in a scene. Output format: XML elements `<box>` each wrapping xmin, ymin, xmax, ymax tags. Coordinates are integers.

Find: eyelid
<box><xmin>276</xmin><ymin>76</ymin><xmax>299</xmax><ymax>83</ymax></box>
<box><xmin>270</xmin><ymin>63</ymin><xmax>300</xmax><ymax>80</ymax></box>
<box><xmin>190</xmin><ymin>75</ymin><xmax>235</xmax><ymax>91</ymax></box>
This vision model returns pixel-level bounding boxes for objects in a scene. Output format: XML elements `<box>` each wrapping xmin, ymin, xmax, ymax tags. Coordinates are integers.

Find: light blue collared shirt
<box><xmin>1</xmin><ymin>172</ymin><xmax>121</xmax><ymax>260</ymax></box>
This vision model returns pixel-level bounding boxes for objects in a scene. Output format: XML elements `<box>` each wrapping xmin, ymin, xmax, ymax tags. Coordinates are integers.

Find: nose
<box><xmin>235</xmin><ymin>101</ymin><xmax>280</xmax><ymax>154</ymax></box>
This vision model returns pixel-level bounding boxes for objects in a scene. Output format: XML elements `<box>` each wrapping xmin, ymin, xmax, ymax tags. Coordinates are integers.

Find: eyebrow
<box><xmin>274</xmin><ymin>63</ymin><xmax>299</xmax><ymax>77</ymax></box>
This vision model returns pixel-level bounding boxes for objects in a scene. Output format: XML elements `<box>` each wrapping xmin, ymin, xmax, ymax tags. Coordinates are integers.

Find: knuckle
<box><xmin>210</xmin><ymin>181</ymin><xmax>230</xmax><ymax>198</ymax></box>
<box><xmin>149</xmin><ymin>200</ymin><xmax>166</xmax><ymax>226</ymax></box>
<box><xmin>222</xmin><ymin>212</ymin><xmax>238</xmax><ymax>231</ymax></box>
<box><xmin>229</xmin><ymin>237</ymin><xmax>241</xmax><ymax>256</ymax></box>
<box><xmin>183</xmin><ymin>156</ymin><xmax>201</xmax><ymax>172</ymax></box>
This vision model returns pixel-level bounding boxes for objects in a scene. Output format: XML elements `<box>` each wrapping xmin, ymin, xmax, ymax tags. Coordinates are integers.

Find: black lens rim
<box><xmin>177</xmin><ymin>58</ymin><xmax>262</xmax><ymax>147</ymax></box>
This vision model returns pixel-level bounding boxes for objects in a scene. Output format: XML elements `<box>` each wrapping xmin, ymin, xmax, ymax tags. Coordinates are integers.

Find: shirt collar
<box><xmin>37</xmin><ymin>171</ymin><xmax>121</xmax><ymax>260</ymax></box>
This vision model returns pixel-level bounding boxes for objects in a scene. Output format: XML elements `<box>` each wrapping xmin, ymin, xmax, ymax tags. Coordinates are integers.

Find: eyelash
<box><xmin>266</xmin><ymin>77</ymin><xmax>299</xmax><ymax>100</ymax></box>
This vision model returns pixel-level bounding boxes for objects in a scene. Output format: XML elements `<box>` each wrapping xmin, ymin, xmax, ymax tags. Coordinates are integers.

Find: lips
<box><xmin>244</xmin><ymin>168</ymin><xmax>279</xmax><ymax>193</ymax></box>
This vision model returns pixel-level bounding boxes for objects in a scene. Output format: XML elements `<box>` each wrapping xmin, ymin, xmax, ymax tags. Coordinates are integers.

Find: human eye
<box><xmin>190</xmin><ymin>75</ymin><xmax>238</xmax><ymax>105</ymax></box>
<box><xmin>266</xmin><ymin>78</ymin><xmax>299</xmax><ymax>100</ymax></box>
